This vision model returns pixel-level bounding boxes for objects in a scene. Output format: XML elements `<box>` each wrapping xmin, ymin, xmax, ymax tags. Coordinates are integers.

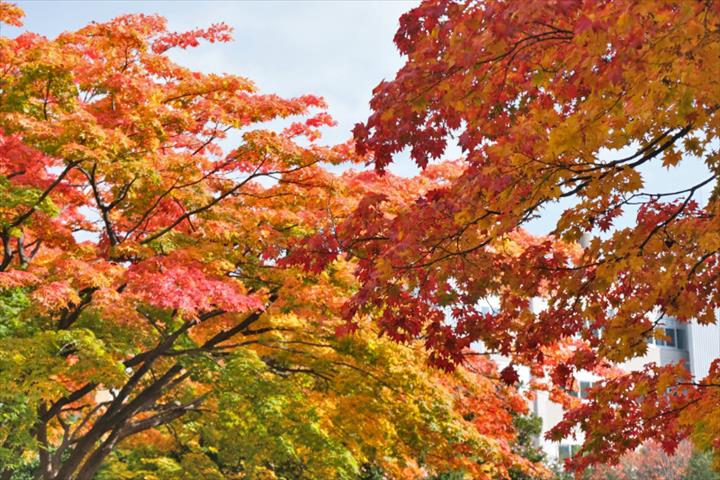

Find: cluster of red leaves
<box><xmin>152</xmin><ymin>22</ymin><xmax>233</xmax><ymax>54</ymax></box>
<box><xmin>125</xmin><ymin>255</ymin><xmax>263</xmax><ymax>316</ymax></box>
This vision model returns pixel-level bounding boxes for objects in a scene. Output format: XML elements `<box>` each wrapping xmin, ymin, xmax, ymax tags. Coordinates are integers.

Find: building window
<box><xmin>567</xmin><ymin>381</ymin><xmax>593</xmax><ymax>399</ymax></box>
<box><xmin>559</xmin><ymin>444</ymin><xmax>581</xmax><ymax>460</ymax></box>
<box><xmin>676</xmin><ymin>328</ymin><xmax>687</xmax><ymax>349</ymax></box>
<box><xmin>662</xmin><ymin>327</ymin><xmax>677</xmax><ymax>347</ymax></box>
<box><xmin>579</xmin><ymin>381</ymin><xmax>593</xmax><ymax>399</ymax></box>
<box><xmin>647</xmin><ymin>327</ymin><xmax>687</xmax><ymax>349</ymax></box>
<box><xmin>645</xmin><ymin>317</ymin><xmax>688</xmax><ymax>350</ymax></box>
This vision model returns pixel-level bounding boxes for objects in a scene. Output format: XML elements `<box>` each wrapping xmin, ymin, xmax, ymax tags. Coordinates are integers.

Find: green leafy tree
<box><xmin>509</xmin><ymin>415</ymin><xmax>546</xmax><ymax>480</ymax></box>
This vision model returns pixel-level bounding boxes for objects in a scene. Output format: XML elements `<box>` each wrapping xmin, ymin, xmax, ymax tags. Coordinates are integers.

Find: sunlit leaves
<box><xmin>0</xmin><ymin>4</ymin><xmax>541</xmax><ymax>479</ymax></box>
<box><xmin>342</xmin><ymin>0</ymin><xmax>720</xmax><ymax>472</ymax></box>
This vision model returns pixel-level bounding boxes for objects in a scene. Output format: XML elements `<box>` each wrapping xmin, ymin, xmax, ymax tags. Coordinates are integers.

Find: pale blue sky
<box><xmin>7</xmin><ymin>0</ymin><xmax>421</xmax><ymax>177</ymax></box>
<box><xmin>3</xmin><ymin>1</ymin><xmax>713</xmax><ymax>235</ymax></box>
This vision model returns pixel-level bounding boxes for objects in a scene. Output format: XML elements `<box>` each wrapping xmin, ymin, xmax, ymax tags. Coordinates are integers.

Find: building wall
<box><xmin>688</xmin><ymin>320</ymin><xmax>720</xmax><ymax>379</ymax></box>
<box><xmin>479</xmin><ymin>298</ymin><xmax>720</xmax><ymax>461</ymax></box>
<box><xmin>534</xmin><ymin>321</ymin><xmax>719</xmax><ymax>461</ymax></box>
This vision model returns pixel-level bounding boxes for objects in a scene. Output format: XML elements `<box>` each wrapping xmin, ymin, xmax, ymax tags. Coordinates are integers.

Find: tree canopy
<box><xmin>3</xmin><ymin>0</ymin><xmax>720</xmax><ymax>478</ymax></box>
<box><xmin>319</xmin><ymin>0</ymin><xmax>719</xmax><ymax>472</ymax></box>
<box><xmin>0</xmin><ymin>5</ymin><xmax>544</xmax><ymax>479</ymax></box>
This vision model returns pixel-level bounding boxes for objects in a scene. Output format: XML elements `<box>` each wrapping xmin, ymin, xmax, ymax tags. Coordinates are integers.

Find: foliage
<box><xmin>292</xmin><ymin>0</ymin><xmax>720</xmax><ymax>474</ymax></box>
<box><xmin>685</xmin><ymin>449</ymin><xmax>720</xmax><ymax>480</ymax></box>
<box><xmin>0</xmin><ymin>3</ymin><xmax>545</xmax><ymax>479</ymax></box>
<box><xmin>584</xmin><ymin>440</ymin><xmax>692</xmax><ymax>480</ymax></box>
<box><xmin>580</xmin><ymin>440</ymin><xmax>720</xmax><ymax>480</ymax></box>
<box><xmin>93</xmin><ymin>324</ymin><xmax>539</xmax><ymax>480</ymax></box>
<box><xmin>509</xmin><ymin>415</ymin><xmax>546</xmax><ymax>480</ymax></box>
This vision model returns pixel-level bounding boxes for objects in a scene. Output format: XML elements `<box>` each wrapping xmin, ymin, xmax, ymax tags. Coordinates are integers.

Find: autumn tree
<box><xmin>508</xmin><ymin>414</ymin><xmax>547</xmax><ymax>480</ymax></box>
<box><xmin>0</xmin><ymin>4</ymin><xmax>546</xmax><ymax>480</ymax></box>
<box><xmin>559</xmin><ymin>438</ymin><xmax>717</xmax><ymax>480</ymax></box>
<box><xmin>584</xmin><ymin>440</ymin><xmax>692</xmax><ymax>480</ymax></box>
<box><xmin>685</xmin><ymin>449</ymin><xmax>720</xmax><ymax>480</ymax></box>
<box><xmin>94</xmin><ymin>319</ymin><xmax>541</xmax><ymax>480</ymax></box>
<box><xmin>289</xmin><ymin>0</ymin><xmax>720</xmax><ymax>473</ymax></box>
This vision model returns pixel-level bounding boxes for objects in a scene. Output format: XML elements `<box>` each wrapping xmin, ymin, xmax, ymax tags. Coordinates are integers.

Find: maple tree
<box><xmin>292</xmin><ymin>0</ymin><xmax>720</xmax><ymax>474</ymax></box>
<box><xmin>686</xmin><ymin>449</ymin><xmax>720</xmax><ymax>480</ymax></box>
<box><xmin>582</xmin><ymin>439</ymin><xmax>720</xmax><ymax>480</ymax></box>
<box><xmin>94</xmin><ymin>321</ymin><xmax>541</xmax><ymax>480</ymax></box>
<box><xmin>0</xmin><ymin>4</ymin><xmax>549</xmax><ymax>479</ymax></box>
<box><xmin>584</xmin><ymin>440</ymin><xmax>692</xmax><ymax>480</ymax></box>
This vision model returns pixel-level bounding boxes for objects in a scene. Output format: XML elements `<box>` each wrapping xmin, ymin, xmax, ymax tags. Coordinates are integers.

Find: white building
<box><xmin>528</xmin><ymin>316</ymin><xmax>720</xmax><ymax>461</ymax></box>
